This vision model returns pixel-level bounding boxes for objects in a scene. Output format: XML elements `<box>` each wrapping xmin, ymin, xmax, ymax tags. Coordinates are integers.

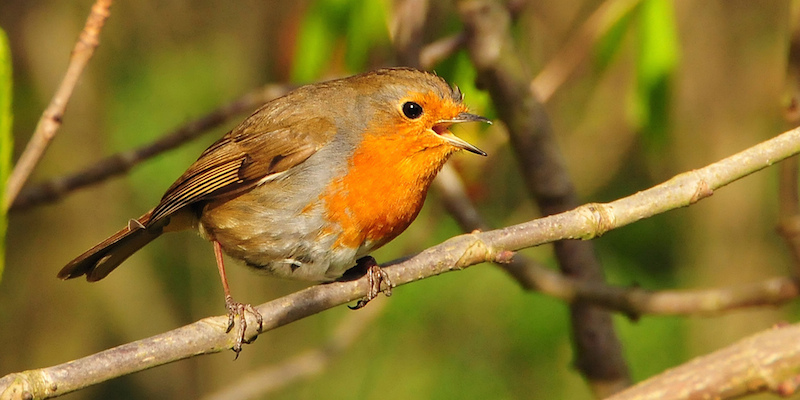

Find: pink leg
<box><xmin>214</xmin><ymin>240</ymin><xmax>263</xmax><ymax>358</ymax></box>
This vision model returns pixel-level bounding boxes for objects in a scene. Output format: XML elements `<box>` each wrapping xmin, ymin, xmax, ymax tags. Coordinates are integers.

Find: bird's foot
<box><xmin>225</xmin><ymin>295</ymin><xmax>264</xmax><ymax>359</ymax></box>
<box><xmin>348</xmin><ymin>256</ymin><xmax>393</xmax><ymax>310</ymax></box>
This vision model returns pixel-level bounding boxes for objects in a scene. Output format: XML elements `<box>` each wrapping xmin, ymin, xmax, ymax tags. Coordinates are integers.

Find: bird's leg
<box><xmin>348</xmin><ymin>256</ymin><xmax>393</xmax><ymax>310</ymax></box>
<box><xmin>214</xmin><ymin>240</ymin><xmax>263</xmax><ymax>358</ymax></box>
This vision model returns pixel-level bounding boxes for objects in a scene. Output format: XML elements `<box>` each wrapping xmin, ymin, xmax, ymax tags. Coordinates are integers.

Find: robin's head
<box><xmin>353</xmin><ymin>68</ymin><xmax>489</xmax><ymax>158</ymax></box>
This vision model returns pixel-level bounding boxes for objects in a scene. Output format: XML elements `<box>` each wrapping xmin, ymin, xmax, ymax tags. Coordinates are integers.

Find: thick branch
<box><xmin>3</xmin><ymin>0</ymin><xmax>112</xmax><ymax>210</ymax></box>
<box><xmin>607</xmin><ymin>323</ymin><xmax>800</xmax><ymax>400</ymax></box>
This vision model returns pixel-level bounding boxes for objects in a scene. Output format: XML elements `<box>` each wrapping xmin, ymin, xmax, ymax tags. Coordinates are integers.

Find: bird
<box><xmin>59</xmin><ymin>67</ymin><xmax>489</xmax><ymax>355</ymax></box>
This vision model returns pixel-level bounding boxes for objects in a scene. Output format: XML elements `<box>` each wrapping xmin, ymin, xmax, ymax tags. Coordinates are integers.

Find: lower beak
<box><xmin>435</xmin><ymin>112</ymin><xmax>490</xmax><ymax>156</ymax></box>
<box><xmin>439</xmin><ymin>133</ymin><xmax>486</xmax><ymax>156</ymax></box>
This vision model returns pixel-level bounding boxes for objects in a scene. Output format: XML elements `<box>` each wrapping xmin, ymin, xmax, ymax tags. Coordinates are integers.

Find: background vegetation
<box><xmin>0</xmin><ymin>0</ymin><xmax>796</xmax><ymax>399</ymax></box>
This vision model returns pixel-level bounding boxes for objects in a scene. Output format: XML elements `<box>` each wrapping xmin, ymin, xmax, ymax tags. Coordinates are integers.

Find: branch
<box><xmin>9</xmin><ymin>83</ymin><xmax>292</xmax><ymax>211</ymax></box>
<box><xmin>777</xmin><ymin>21</ymin><xmax>800</xmax><ymax>275</ymax></box>
<box><xmin>778</xmin><ymin>156</ymin><xmax>800</xmax><ymax>274</ymax></box>
<box><xmin>436</xmin><ymin>165</ymin><xmax>800</xmax><ymax>316</ymax></box>
<box><xmin>3</xmin><ymin>0</ymin><xmax>112</xmax><ymax>210</ymax></box>
<box><xmin>390</xmin><ymin>0</ymin><xmax>429</xmax><ymax>68</ymax></box>
<box><xmin>3</xmin><ymin>118</ymin><xmax>800</xmax><ymax>399</ymax></box>
<box><xmin>607</xmin><ymin>323</ymin><xmax>800</xmax><ymax>400</ymax></box>
<box><xmin>458</xmin><ymin>1</ymin><xmax>630</xmax><ymax>394</ymax></box>
<box><xmin>535</xmin><ymin>273</ymin><xmax>799</xmax><ymax>318</ymax></box>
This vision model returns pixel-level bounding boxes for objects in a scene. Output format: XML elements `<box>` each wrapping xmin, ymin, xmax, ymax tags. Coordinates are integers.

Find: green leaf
<box><xmin>291</xmin><ymin>6</ymin><xmax>337</xmax><ymax>82</ymax></box>
<box><xmin>344</xmin><ymin>0</ymin><xmax>389</xmax><ymax>71</ymax></box>
<box><xmin>450</xmin><ymin>52</ymin><xmax>492</xmax><ymax>118</ymax></box>
<box><xmin>633</xmin><ymin>0</ymin><xmax>679</xmax><ymax>147</ymax></box>
<box><xmin>292</xmin><ymin>0</ymin><xmax>390</xmax><ymax>82</ymax></box>
<box><xmin>0</xmin><ymin>28</ymin><xmax>13</xmax><ymax>282</ymax></box>
<box><xmin>291</xmin><ymin>0</ymin><xmax>348</xmax><ymax>82</ymax></box>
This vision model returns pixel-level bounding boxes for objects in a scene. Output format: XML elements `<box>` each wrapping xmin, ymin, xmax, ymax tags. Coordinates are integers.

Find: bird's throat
<box><xmin>319</xmin><ymin>131</ymin><xmax>454</xmax><ymax>251</ymax></box>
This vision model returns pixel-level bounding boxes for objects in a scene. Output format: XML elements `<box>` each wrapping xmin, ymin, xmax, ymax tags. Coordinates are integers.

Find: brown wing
<box><xmin>148</xmin><ymin>115</ymin><xmax>336</xmax><ymax>224</ymax></box>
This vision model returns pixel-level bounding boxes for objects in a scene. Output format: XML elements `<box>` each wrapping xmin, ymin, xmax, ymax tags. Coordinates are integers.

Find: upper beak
<box><xmin>434</xmin><ymin>112</ymin><xmax>491</xmax><ymax>156</ymax></box>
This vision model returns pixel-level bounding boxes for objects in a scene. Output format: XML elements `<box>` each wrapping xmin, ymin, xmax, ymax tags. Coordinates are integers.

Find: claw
<box><xmin>225</xmin><ymin>307</ymin><xmax>236</xmax><ymax>334</ymax></box>
<box><xmin>225</xmin><ymin>295</ymin><xmax>264</xmax><ymax>359</ymax></box>
<box><xmin>349</xmin><ymin>256</ymin><xmax>394</xmax><ymax>310</ymax></box>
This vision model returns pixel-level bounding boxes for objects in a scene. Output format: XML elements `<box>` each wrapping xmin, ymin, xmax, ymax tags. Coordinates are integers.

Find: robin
<box><xmin>59</xmin><ymin>67</ymin><xmax>488</xmax><ymax>355</ymax></box>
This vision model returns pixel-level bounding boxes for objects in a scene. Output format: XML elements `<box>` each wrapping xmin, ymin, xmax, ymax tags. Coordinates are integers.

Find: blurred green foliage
<box><xmin>594</xmin><ymin>0</ymin><xmax>679</xmax><ymax>148</ymax></box>
<box><xmin>292</xmin><ymin>0</ymin><xmax>390</xmax><ymax>81</ymax></box>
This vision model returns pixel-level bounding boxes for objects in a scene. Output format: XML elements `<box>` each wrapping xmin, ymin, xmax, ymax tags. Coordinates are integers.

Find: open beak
<box><xmin>434</xmin><ymin>112</ymin><xmax>491</xmax><ymax>156</ymax></box>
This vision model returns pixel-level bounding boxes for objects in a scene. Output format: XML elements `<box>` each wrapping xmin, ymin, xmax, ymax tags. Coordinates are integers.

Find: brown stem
<box><xmin>3</xmin><ymin>0</ymin><xmax>113</xmax><ymax>210</ymax></box>
<box><xmin>458</xmin><ymin>1</ymin><xmax>630</xmax><ymax>395</ymax></box>
<box><xmin>778</xmin><ymin>17</ymin><xmax>800</xmax><ymax>276</ymax></box>
<box><xmin>390</xmin><ymin>0</ymin><xmax>429</xmax><ymax>68</ymax></box>
<box><xmin>778</xmin><ymin>157</ymin><xmax>800</xmax><ymax>275</ymax></box>
<box><xmin>420</xmin><ymin>33</ymin><xmax>466</xmax><ymax>70</ymax></box>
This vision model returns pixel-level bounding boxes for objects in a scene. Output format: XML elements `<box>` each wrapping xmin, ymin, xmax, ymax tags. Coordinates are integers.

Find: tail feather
<box><xmin>58</xmin><ymin>210</ymin><xmax>164</xmax><ymax>281</ymax></box>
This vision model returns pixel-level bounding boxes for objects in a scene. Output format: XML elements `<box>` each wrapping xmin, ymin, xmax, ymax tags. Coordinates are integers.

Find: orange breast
<box><xmin>319</xmin><ymin>128</ymin><xmax>455</xmax><ymax>252</ymax></box>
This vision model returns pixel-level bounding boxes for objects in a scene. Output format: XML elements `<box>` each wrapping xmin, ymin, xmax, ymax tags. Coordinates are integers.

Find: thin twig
<box><xmin>9</xmin><ymin>84</ymin><xmax>291</xmax><ymax>211</ymax></box>
<box><xmin>434</xmin><ymin>165</ymin><xmax>490</xmax><ymax>232</ymax></box>
<box><xmin>3</xmin><ymin>118</ymin><xmax>800</xmax><ymax>399</ymax></box>
<box><xmin>3</xmin><ymin>0</ymin><xmax>113</xmax><ymax>210</ymax></box>
<box><xmin>390</xmin><ymin>0</ymin><xmax>429</xmax><ymax>67</ymax></box>
<box><xmin>420</xmin><ymin>33</ymin><xmax>465</xmax><ymax>70</ymax></box>
<box><xmin>527</xmin><ymin>271</ymin><xmax>799</xmax><ymax>318</ymax></box>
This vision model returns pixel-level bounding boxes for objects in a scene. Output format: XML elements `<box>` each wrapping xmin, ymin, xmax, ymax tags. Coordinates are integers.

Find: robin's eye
<box><xmin>402</xmin><ymin>102</ymin><xmax>423</xmax><ymax>119</ymax></box>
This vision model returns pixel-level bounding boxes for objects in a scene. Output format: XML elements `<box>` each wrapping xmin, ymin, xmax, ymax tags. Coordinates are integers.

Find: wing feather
<box><xmin>148</xmin><ymin>114</ymin><xmax>336</xmax><ymax>225</ymax></box>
